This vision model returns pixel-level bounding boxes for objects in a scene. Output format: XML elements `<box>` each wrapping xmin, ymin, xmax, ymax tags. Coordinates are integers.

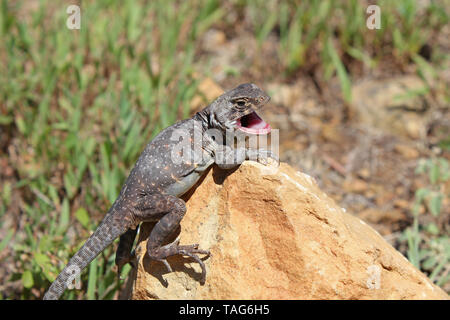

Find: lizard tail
<box><xmin>43</xmin><ymin>212</ymin><xmax>126</xmax><ymax>300</ymax></box>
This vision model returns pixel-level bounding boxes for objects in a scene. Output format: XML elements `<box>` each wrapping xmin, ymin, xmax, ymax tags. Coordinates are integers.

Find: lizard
<box><xmin>43</xmin><ymin>83</ymin><xmax>277</xmax><ymax>300</ymax></box>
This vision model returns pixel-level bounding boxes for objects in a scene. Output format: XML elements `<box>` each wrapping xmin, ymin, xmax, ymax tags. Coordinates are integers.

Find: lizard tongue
<box><xmin>237</xmin><ymin>111</ymin><xmax>271</xmax><ymax>134</ymax></box>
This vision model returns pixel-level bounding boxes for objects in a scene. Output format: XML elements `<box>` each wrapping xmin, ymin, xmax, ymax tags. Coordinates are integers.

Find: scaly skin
<box><xmin>43</xmin><ymin>83</ymin><xmax>277</xmax><ymax>300</ymax></box>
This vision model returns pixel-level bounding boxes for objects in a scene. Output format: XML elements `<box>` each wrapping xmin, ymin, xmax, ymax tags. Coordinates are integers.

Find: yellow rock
<box><xmin>130</xmin><ymin>162</ymin><xmax>448</xmax><ymax>300</ymax></box>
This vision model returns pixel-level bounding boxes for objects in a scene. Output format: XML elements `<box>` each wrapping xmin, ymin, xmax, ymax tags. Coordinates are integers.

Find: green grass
<box><xmin>402</xmin><ymin>158</ymin><xmax>450</xmax><ymax>288</ymax></box>
<box><xmin>0</xmin><ymin>0</ymin><xmax>448</xmax><ymax>299</ymax></box>
<box><xmin>242</xmin><ymin>0</ymin><xmax>449</xmax><ymax>102</ymax></box>
<box><xmin>0</xmin><ymin>0</ymin><xmax>222</xmax><ymax>300</ymax></box>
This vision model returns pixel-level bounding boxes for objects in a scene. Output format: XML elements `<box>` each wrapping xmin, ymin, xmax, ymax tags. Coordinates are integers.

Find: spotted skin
<box><xmin>43</xmin><ymin>83</ymin><xmax>277</xmax><ymax>300</ymax></box>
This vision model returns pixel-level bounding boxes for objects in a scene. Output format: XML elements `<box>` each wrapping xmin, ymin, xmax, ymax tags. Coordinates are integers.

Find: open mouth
<box><xmin>236</xmin><ymin>111</ymin><xmax>271</xmax><ymax>135</ymax></box>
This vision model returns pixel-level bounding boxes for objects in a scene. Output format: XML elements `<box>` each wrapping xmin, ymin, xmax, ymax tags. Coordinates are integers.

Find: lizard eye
<box><xmin>236</xmin><ymin>100</ymin><xmax>246</xmax><ymax>107</ymax></box>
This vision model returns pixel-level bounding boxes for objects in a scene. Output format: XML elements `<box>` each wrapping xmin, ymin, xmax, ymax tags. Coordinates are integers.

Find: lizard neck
<box><xmin>193</xmin><ymin>105</ymin><xmax>213</xmax><ymax>132</ymax></box>
<box><xmin>194</xmin><ymin>101</ymin><xmax>230</xmax><ymax>133</ymax></box>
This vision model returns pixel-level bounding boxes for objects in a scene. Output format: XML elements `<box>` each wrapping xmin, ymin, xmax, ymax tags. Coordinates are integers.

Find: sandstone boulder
<box><xmin>129</xmin><ymin>161</ymin><xmax>448</xmax><ymax>300</ymax></box>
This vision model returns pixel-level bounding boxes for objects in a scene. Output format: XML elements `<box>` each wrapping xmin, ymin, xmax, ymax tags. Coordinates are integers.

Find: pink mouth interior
<box><xmin>236</xmin><ymin>111</ymin><xmax>271</xmax><ymax>134</ymax></box>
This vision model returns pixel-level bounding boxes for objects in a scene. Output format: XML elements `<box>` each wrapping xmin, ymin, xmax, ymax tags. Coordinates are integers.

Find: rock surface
<box><xmin>130</xmin><ymin>161</ymin><xmax>448</xmax><ymax>300</ymax></box>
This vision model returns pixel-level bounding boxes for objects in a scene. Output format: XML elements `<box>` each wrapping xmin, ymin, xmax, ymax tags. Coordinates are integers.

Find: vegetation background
<box><xmin>0</xmin><ymin>0</ymin><xmax>448</xmax><ymax>299</ymax></box>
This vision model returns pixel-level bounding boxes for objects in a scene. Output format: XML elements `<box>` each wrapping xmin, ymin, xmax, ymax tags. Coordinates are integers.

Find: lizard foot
<box><xmin>116</xmin><ymin>250</ymin><xmax>137</xmax><ymax>280</ymax></box>
<box><xmin>248</xmin><ymin>149</ymin><xmax>279</xmax><ymax>167</ymax></box>
<box><xmin>148</xmin><ymin>238</ymin><xmax>210</xmax><ymax>284</ymax></box>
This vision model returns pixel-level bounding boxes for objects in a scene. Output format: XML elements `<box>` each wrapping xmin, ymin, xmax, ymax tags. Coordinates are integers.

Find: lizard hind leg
<box><xmin>115</xmin><ymin>227</ymin><xmax>138</xmax><ymax>279</ymax></box>
<box><xmin>134</xmin><ymin>193</ymin><xmax>210</xmax><ymax>283</ymax></box>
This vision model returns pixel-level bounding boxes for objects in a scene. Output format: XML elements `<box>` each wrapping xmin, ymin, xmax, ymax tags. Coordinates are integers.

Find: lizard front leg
<box><xmin>214</xmin><ymin>145</ymin><xmax>279</xmax><ymax>169</ymax></box>
<box><xmin>134</xmin><ymin>193</ymin><xmax>210</xmax><ymax>283</ymax></box>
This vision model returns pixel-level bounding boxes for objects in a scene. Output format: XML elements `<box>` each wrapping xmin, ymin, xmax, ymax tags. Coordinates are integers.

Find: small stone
<box><xmin>394</xmin><ymin>199</ymin><xmax>411</xmax><ymax>210</ymax></box>
<box><xmin>357</xmin><ymin>168</ymin><xmax>371</xmax><ymax>179</ymax></box>
<box><xmin>359</xmin><ymin>208</ymin><xmax>406</xmax><ymax>224</ymax></box>
<box><xmin>202</xmin><ymin>29</ymin><xmax>226</xmax><ymax>52</ymax></box>
<box><xmin>343</xmin><ymin>178</ymin><xmax>368</xmax><ymax>193</ymax></box>
<box><xmin>405</xmin><ymin>119</ymin><xmax>425</xmax><ymax>140</ymax></box>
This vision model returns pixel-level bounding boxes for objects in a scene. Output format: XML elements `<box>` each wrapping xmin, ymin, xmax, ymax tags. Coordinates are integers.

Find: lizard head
<box><xmin>207</xmin><ymin>83</ymin><xmax>272</xmax><ymax>135</ymax></box>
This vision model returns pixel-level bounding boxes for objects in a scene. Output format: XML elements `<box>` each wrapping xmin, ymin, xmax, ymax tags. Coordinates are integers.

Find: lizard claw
<box><xmin>158</xmin><ymin>259</ymin><xmax>173</xmax><ymax>273</ymax></box>
<box><xmin>250</xmin><ymin>149</ymin><xmax>279</xmax><ymax>167</ymax></box>
<box><xmin>117</xmin><ymin>267</ymin><xmax>123</xmax><ymax>281</ymax></box>
<box><xmin>148</xmin><ymin>240</ymin><xmax>210</xmax><ymax>283</ymax></box>
<box><xmin>176</xmin><ymin>244</ymin><xmax>210</xmax><ymax>284</ymax></box>
<box><xmin>116</xmin><ymin>260</ymin><xmax>128</xmax><ymax>280</ymax></box>
<box><xmin>116</xmin><ymin>250</ymin><xmax>137</xmax><ymax>280</ymax></box>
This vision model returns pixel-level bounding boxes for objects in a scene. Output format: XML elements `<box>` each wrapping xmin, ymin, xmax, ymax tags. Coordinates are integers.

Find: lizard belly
<box><xmin>164</xmin><ymin>170</ymin><xmax>204</xmax><ymax>197</ymax></box>
<box><xmin>163</xmin><ymin>155</ymin><xmax>214</xmax><ymax>197</ymax></box>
